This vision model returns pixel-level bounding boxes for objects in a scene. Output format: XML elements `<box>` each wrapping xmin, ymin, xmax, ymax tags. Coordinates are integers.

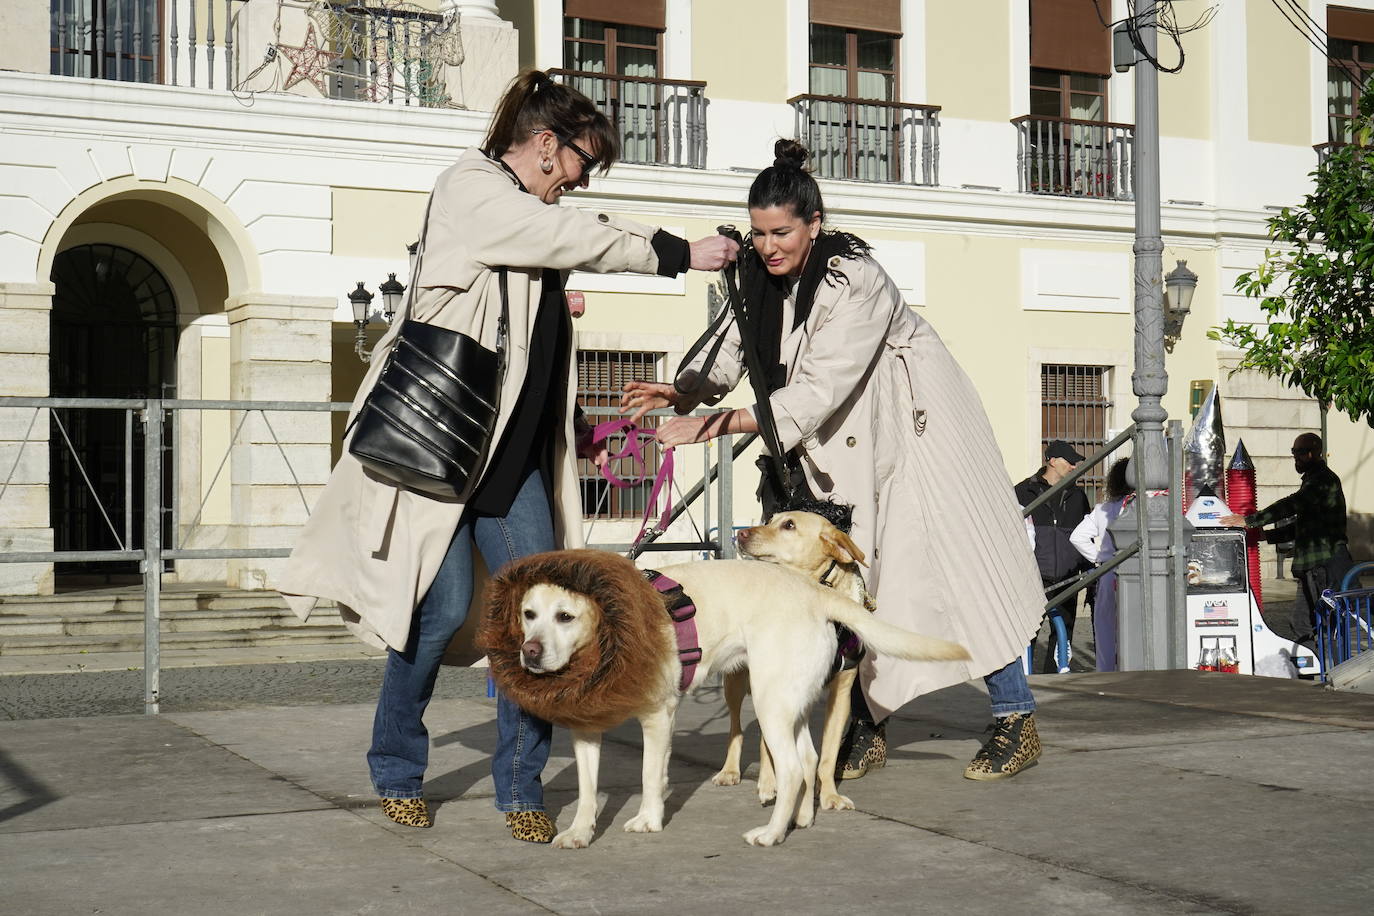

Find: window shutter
<box><xmin>1030</xmin><ymin>0</ymin><xmax>1111</xmax><ymax>76</ymax></box>
<box><xmin>809</xmin><ymin>0</ymin><xmax>901</xmax><ymax>35</ymax></box>
<box><xmin>1329</xmin><ymin>6</ymin><xmax>1374</xmax><ymax>44</ymax></box>
<box><xmin>565</xmin><ymin>0</ymin><xmax>666</xmax><ymax>31</ymax></box>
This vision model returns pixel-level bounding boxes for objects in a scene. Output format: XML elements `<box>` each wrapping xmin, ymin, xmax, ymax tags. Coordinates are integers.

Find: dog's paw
<box><xmin>794</xmin><ymin>808</ymin><xmax>815</xmax><ymax>829</ymax></box>
<box><xmin>820</xmin><ymin>791</ymin><xmax>854</xmax><ymax>811</ymax></box>
<box><xmin>551</xmin><ymin>827</ymin><xmax>593</xmax><ymax>849</ymax></box>
<box><xmin>742</xmin><ymin>825</ymin><xmax>787</xmax><ymax>847</ymax></box>
<box><xmin>756</xmin><ymin>787</ymin><xmax>776</xmax><ymax>807</ymax></box>
<box><xmin>711</xmin><ymin>769</ymin><xmax>741</xmax><ymax>787</ymax></box>
<box><xmin>623</xmin><ymin>813</ymin><xmax>663</xmax><ymax>834</ymax></box>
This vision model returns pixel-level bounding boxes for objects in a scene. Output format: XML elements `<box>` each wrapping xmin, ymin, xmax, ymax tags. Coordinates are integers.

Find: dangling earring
<box><xmin>540</xmin><ymin>158</ymin><xmax>554</xmax><ymax>174</ymax></box>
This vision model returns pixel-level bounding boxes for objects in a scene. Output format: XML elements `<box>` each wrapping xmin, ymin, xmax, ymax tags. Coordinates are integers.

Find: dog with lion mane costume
<box><xmin>477</xmin><ymin>548</ymin><xmax>969</xmax><ymax>848</ymax></box>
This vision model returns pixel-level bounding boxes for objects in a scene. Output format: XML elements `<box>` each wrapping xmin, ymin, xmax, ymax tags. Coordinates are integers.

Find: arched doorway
<box><xmin>49</xmin><ymin>243</ymin><xmax>178</xmax><ymax>580</ymax></box>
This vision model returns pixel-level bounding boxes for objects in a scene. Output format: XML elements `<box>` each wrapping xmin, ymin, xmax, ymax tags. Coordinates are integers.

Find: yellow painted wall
<box><xmin>1246</xmin><ymin>0</ymin><xmax>1311</xmax><ymax>146</ymax></box>
<box><xmin>693</xmin><ymin>0</ymin><xmax>788</xmax><ymax>104</ymax></box>
<box><xmin>332</xmin><ymin>188</ymin><xmax>428</xmax><ymax>257</ymax></box>
<box><xmin>200</xmin><ymin>335</ymin><xmax>232</xmax><ymax>525</ymax></box>
<box><xmin>1159</xmin><ymin>23</ymin><xmax>1212</xmax><ymax>140</ymax></box>
<box><xmin>926</xmin><ymin>0</ymin><xmax>1012</xmax><ymax>122</ymax></box>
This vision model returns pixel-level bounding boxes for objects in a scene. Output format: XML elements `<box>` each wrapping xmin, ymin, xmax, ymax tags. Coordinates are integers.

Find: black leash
<box><xmin>672</xmin><ymin>226</ymin><xmax>791</xmax><ymax>503</ymax></box>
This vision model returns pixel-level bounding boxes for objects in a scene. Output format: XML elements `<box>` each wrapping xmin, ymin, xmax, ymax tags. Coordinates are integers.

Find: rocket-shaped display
<box><xmin>1182</xmin><ymin>385</ymin><xmax>1226</xmax><ymax>510</ymax></box>
<box><xmin>1226</xmin><ymin>440</ymin><xmax>1263</xmax><ymax>610</ymax></box>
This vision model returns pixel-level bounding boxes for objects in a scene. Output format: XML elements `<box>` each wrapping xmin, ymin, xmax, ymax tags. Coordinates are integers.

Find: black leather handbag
<box><xmin>346</xmin><ymin>201</ymin><xmax>509</xmax><ymax>498</ymax></box>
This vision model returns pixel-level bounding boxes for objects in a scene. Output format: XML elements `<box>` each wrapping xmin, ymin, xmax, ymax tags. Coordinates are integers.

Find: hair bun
<box><xmin>772</xmin><ymin>138</ymin><xmax>809</xmax><ymax>171</ymax></box>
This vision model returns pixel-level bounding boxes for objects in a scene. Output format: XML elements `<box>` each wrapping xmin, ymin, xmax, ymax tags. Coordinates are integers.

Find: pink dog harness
<box><xmin>642</xmin><ymin>569</ymin><xmax>701</xmax><ymax>693</ymax></box>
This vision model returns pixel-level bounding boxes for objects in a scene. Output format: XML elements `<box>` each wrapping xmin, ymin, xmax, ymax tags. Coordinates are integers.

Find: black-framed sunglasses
<box><xmin>1291</xmin><ymin>447</ymin><xmax>1315</xmax><ymax>456</ymax></box>
<box><xmin>531</xmin><ymin>128</ymin><xmax>598</xmax><ymax>173</ymax></box>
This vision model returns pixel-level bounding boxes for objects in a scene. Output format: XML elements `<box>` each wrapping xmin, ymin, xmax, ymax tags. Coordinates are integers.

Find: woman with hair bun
<box><xmin>282</xmin><ymin>70</ymin><xmax>737</xmax><ymax>843</ymax></box>
<box><xmin>622</xmin><ymin>138</ymin><xmax>1047</xmax><ymax>782</ymax></box>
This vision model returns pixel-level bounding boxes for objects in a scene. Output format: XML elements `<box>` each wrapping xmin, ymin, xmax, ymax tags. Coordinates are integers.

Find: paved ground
<box><xmin>2</xmin><ymin>667</ymin><xmax>1371</xmax><ymax>916</ymax></box>
<box><xmin>6</xmin><ymin>573</ymin><xmax>1364</xmax><ymax>916</ymax></box>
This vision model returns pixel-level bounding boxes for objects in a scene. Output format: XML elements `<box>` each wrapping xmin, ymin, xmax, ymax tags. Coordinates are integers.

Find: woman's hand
<box><xmin>574</xmin><ymin>422</ymin><xmax>610</xmax><ymax>468</ymax></box>
<box><xmin>656</xmin><ymin>415</ymin><xmax>715</xmax><ymax>449</ymax></box>
<box><xmin>620</xmin><ymin>380</ymin><xmax>680</xmax><ymax>424</ymax></box>
<box><xmin>689</xmin><ymin>235</ymin><xmax>740</xmax><ymax>271</ymax></box>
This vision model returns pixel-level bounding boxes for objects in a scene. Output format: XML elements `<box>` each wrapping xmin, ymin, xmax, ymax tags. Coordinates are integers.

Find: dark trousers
<box><xmin>1294</xmin><ymin>545</ymin><xmax>1355</xmax><ymax>644</ymax></box>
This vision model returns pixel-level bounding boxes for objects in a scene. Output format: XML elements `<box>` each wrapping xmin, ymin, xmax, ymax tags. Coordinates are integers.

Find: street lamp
<box><xmin>1163</xmin><ymin>259</ymin><xmax>1199</xmax><ymax>348</ymax></box>
<box><xmin>379</xmin><ymin>272</ymin><xmax>405</xmax><ymax>324</ymax></box>
<box><xmin>348</xmin><ymin>281</ymin><xmax>374</xmax><ymax>363</ymax></box>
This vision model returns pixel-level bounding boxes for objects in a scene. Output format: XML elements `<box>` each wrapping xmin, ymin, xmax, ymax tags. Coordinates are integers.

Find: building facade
<box><xmin>1</xmin><ymin>0</ymin><xmax>1370</xmax><ymax>596</ymax></box>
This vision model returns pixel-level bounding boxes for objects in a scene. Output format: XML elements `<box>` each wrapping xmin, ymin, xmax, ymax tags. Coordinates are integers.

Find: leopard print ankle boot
<box><xmin>379</xmin><ymin>797</ymin><xmax>432</xmax><ymax>828</ymax></box>
<box><xmin>506</xmin><ymin>810</ymin><xmax>557</xmax><ymax>844</ymax></box>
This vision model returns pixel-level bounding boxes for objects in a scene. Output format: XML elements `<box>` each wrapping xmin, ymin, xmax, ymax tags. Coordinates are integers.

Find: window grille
<box><xmin>577</xmin><ymin>349</ymin><xmax>661</xmax><ymax>519</ymax></box>
<box><xmin>1040</xmin><ymin>364</ymin><xmax>1112</xmax><ymax>500</ymax></box>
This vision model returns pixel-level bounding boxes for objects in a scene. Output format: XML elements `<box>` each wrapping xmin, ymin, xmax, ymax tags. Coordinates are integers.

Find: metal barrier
<box><xmin>1315</xmin><ymin>562</ymin><xmax>1374</xmax><ymax>685</ymax></box>
<box><xmin>0</xmin><ymin>397</ymin><xmax>741</xmax><ymax>713</ymax></box>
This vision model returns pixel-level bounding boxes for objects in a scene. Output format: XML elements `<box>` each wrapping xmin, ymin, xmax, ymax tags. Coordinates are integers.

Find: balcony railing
<box><xmin>1315</xmin><ymin>140</ymin><xmax>1349</xmax><ymax>165</ymax></box>
<box><xmin>1013</xmin><ymin>115</ymin><xmax>1134</xmax><ymax>201</ymax></box>
<box><xmin>45</xmin><ymin>1</ymin><xmax>462</xmax><ymax>107</ymax></box>
<box><xmin>788</xmin><ymin>94</ymin><xmax>941</xmax><ymax>186</ymax></box>
<box><xmin>549</xmin><ymin>69</ymin><xmax>708</xmax><ymax>169</ymax></box>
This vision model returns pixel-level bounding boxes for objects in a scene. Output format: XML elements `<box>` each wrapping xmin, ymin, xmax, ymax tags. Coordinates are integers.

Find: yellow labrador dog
<box><xmin>487</xmin><ymin>550</ymin><xmax>969</xmax><ymax>849</ymax></box>
<box><xmin>716</xmin><ymin>510</ymin><xmax>874</xmax><ymax>811</ymax></box>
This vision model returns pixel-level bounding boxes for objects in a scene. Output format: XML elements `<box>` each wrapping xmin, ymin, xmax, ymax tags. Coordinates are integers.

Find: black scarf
<box><xmin>744</xmin><ymin>230</ymin><xmax>872</xmax><ymax>393</ymax></box>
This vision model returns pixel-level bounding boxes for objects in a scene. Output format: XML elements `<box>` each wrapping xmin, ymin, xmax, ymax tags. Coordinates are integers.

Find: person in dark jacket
<box><xmin>1015</xmin><ymin>441</ymin><xmax>1092</xmax><ymax>672</ymax></box>
<box><xmin>1221</xmin><ymin>433</ymin><xmax>1351</xmax><ymax>645</ymax></box>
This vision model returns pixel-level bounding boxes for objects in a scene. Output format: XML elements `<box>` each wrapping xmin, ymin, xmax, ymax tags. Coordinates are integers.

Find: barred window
<box><xmin>1041</xmin><ymin>364</ymin><xmax>1112</xmax><ymax>500</ymax></box>
<box><xmin>577</xmin><ymin>349</ymin><xmax>662</xmax><ymax>519</ymax></box>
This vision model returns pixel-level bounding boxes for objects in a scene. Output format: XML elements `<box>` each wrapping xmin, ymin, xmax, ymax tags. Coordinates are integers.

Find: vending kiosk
<box><xmin>1184</xmin><ymin>492</ymin><xmax>1320</xmax><ymax>677</ymax></box>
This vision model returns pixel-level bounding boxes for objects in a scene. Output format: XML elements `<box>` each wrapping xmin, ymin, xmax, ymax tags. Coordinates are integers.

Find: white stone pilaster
<box><xmin>444</xmin><ymin>1</ymin><xmax>519</xmax><ymax>111</ymax></box>
<box><xmin>225</xmin><ymin>294</ymin><xmax>335</xmax><ymax>590</ymax></box>
<box><xmin>0</xmin><ymin>281</ymin><xmax>54</xmax><ymax>596</ymax></box>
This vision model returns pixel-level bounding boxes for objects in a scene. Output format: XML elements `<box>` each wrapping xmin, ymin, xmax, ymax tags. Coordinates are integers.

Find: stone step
<box><xmin>0</xmin><ymin>623</ymin><xmax>358</xmax><ymax>657</ymax></box>
<box><xmin>0</xmin><ymin>590</ymin><xmax>335</xmax><ymax>617</ymax></box>
<box><xmin>0</xmin><ymin>606</ymin><xmax>346</xmax><ymax>639</ymax></box>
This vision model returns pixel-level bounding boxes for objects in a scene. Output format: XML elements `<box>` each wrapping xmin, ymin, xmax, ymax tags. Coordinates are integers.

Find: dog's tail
<box><xmin>821</xmin><ymin>589</ymin><xmax>971</xmax><ymax>662</ymax></box>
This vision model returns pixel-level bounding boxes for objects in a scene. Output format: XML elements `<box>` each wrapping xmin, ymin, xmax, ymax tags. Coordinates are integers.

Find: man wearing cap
<box><xmin>1015</xmin><ymin>441</ymin><xmax>1092</xmax><ymax>672</ymax></box>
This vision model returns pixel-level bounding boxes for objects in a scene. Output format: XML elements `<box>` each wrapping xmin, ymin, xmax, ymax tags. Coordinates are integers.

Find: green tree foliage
<box><xmin>1210</xmin><ymin>92</ymin><xmax>1374</xmax><ymax>426</ymax></box>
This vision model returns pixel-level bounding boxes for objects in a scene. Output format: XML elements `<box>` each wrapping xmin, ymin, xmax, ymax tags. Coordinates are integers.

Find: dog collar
<box><xmin>642</xmin><ymin>570</ymin><xmax>701</xmax><ymax>693</ymax></box>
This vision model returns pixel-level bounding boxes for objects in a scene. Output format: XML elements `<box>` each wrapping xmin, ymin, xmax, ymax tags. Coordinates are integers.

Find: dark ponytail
<box><xmin>481</xmin><ymin>69</ymin><xmax>618</xmax><ymax>173</ymax></box>
<box><xmin>747</xmin><ymin>139</ymin><xmax>824</xmax><ymax>223</ymax></box>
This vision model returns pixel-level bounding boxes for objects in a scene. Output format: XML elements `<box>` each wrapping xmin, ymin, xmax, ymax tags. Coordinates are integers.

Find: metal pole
<box><xmin>1168</xmin><ymin>419</ymin><xmax>1189</xmax><ymax>668</ymax></box>
<box><xmin>124</xmin><ymin>409</ymin><xmax>133</xmax><ymax>548</ymax></box>
<box><xmin>1112</xmin><ymin>0</ymin><xmax>1174</xmax><ymax>671</ymax></box>
<box><xmin>718</xmin><ymin>432</ymin><xmax>735</xmax><ymax>559</ymax></box>
<box><xmin>142</xmin><ymin>400</ymin><xmax>163</xmax><ymax>714</ymax></box>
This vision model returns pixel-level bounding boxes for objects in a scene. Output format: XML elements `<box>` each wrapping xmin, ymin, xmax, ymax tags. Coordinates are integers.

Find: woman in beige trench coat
<box><xmin>279</xmin><ymin>71</ymin><xmax>737</xmax><ymax>841</ymax></box>
<box><xmin>623</xmin><ymin>140</ymin><xmax>1047</xmax><ymax>782</ymax></box>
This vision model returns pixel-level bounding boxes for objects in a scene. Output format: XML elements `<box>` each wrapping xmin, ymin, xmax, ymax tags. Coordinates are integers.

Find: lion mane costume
<box><xmin>476</xmin><ymin>549</ymin><xmax>677</xmax><ymax>732</ymax></box>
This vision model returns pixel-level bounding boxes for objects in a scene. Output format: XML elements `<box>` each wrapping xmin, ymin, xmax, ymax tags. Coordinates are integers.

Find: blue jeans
<box><xmin>368</xmin><ymin>469</ymin><xmax>555</xmax><ymax>812</ymax></box>
<box><xmin>985</xmin><ymin>657</ymin><xmax>1036</xmax><ymax>717</ymax></box>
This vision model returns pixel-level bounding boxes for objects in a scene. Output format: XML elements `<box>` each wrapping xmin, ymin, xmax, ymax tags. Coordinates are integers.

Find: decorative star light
<box><xmin>278</xmin><ymin>24</ymin><xmax>338</xmax><ymax>96</ymax></box>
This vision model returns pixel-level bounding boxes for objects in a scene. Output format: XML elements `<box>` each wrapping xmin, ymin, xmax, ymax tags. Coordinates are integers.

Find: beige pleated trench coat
<box><xmin>279</xmin><ymin>149</ymin><xmax>665</xmax><ymax>652</ymax></box>
<box><xmin>681</xmin><ymin>253</ymin><xmax>1045</xmax><ymax>719</ymax></box>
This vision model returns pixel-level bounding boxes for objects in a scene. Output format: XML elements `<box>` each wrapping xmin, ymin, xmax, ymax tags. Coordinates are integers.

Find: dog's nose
<box><xmin>736</xmin><ymin>528</ymin><xmax>751</xmax><ymax>543</ymax></box>
<box><xmin>521</xmin><ymin>640</ymin><xmax>543</xmax><ymax>664</ymax></box>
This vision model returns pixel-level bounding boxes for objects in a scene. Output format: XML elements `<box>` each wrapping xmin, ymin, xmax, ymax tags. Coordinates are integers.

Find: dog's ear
<box><xmin>821</xmin><ymin>528</ymin><xmax>867</xmax><ymax>567</ymax></box>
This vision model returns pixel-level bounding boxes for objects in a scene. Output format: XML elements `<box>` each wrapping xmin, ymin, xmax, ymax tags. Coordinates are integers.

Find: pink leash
<box><xmin>590</xmin><ymin>418</ymin><xmax>675</xmax><ymax>550</ymax></box>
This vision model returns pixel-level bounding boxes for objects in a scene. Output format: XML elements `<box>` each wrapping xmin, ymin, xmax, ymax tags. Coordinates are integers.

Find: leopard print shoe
<box><xmin>838</xmin><ymin>718</ymin><xmax>887</xmax><ymax>781</ymax></box>
<box><xmin>379</xmin><ymin>797</ymin><xmax>432</xmax><ymax>828</ymax></box>
<box><xmin>506</xmin><ymin>810</ymin><xmax>557</xmax><ymax>844</ymax></box>
<box><xmin>963</xmin><ymin>713</ymin><xmax>1041</xmax><ymax>780</ymax></box>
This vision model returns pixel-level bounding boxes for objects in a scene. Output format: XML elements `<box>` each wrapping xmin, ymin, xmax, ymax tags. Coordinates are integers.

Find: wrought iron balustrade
<box><xmin>549</xmin><ymin>69</ymin><xmax>708</xmax><ymax>169</ymax></box>
<box><xmin>45</xmin><ymin>1</ymin><xmax>462</xmax><ymax>107</ymax></box>
<box><xmin>788</xmin><ymin>94</ymin><xmax>941</xmax><ymax>186</ymax></box>
<box><xmin>1012</xmin><ymin>114</ymin><xmax>1134</xmax><ymax>201</ymax></box>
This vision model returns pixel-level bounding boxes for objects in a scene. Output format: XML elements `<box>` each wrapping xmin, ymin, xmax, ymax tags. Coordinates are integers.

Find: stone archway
<box><xmin>48</xmin><ymin>243</ymin><xmax>178</xmax><ymax>581</ymax></box>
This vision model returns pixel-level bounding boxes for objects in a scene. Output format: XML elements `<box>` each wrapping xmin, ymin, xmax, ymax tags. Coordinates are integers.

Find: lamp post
<box><xmin>348</xmin><ymin>281</ymin><xmax>374</xmax><ymax>363</ymax></box>
<box><xmin>379</xmin><ymin>272</ymin><xmax>405</xmax><ymax>324</ymax></box>
<box><xmin>1107</xmin><ymin>0</ymin><xmax>1193</xmax><ymax>671</ymax></box>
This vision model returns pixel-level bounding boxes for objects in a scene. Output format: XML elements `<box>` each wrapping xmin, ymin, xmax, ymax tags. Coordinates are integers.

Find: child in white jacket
<box><xmin>1070</xmin><ymin>458</ymin><xmax>1131</xmax><ymax>672</ymax></box>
